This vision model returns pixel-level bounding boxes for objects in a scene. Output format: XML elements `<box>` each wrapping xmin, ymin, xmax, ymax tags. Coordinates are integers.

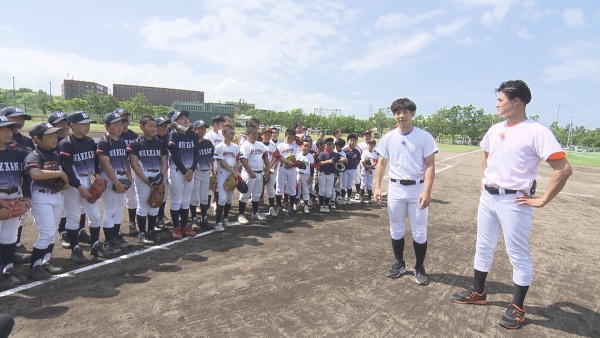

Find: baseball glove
<box><xmin>148</xmin><ymin>173</ymin><xmax>163</xmax><ymax>186</ymax></box>
<box><xmin>334</xmin><ymin>162</ymin><xmax>346</xmax><ymax>173</ymax></box>
<box><xmin>112</xmin><ymin>178</ymin><xmax>132</xmax><ymax>192</ymax></box>
<box><xmin>35</xmin><ymin>161</ymin><xmax>67</xmax><ymax>192</ymax></box>
<box><xmin>296</xmin><ymin>161</ymin><xmax>307</xmax><ymax>170</ymax></box>
<box><xmin>0</xmin><ymin>198</ymin><xmax>31</xmax><ymax>220</ymax></box>
<box><xmin>86</xmin><ymin>178</ymin><xmax>107</xmax><ymax>203</ymax></box>
<box><xmin>285</xmin><ymin>153</ymin><xmax>296</xmax><ymax>169</ymax></box>
<box><xmin>147</xmin><ymin>184</ymin><xmax>165</xmax><ymax>208</ymax></box>
<box><xmin>209</xmin><ymin>173</ymin><xmax>217</xmax><ymax>192</ymax></box>
<box><xmin>223</xmin><ymin>175</ymin><xmax>237</xmax><ymax>191</ymax></box>
<box><xmin>236</xmin><ymin>180</ymin><xmax>249</xmax><ymax>193</ymax></box>
<box><xmin>364</xmin><ymin>159</ymin><xmax>372</xmax><ymax>166</ymax></box>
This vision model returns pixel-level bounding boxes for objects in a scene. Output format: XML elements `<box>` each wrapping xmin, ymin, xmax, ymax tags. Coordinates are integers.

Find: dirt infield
<box><xmin>1</xmin><ymin>150</ymin><xmax>598</xmax><ymax>337</ymax></box>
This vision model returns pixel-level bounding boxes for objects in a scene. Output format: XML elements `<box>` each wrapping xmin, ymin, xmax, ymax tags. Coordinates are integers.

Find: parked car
<box><xmin>373</xmin><ymin>132</ymin><xmax>380</xmax><ymax>138</ymax></box>
<box><xmin>308</xmin><ymin>127</ymin><xmax>322</xmax><ymax>133</ymax></box>
<box><xmin>325</xmin><ymin>129</ymin><xmax>333</xmax><ymax>135</ymax></box>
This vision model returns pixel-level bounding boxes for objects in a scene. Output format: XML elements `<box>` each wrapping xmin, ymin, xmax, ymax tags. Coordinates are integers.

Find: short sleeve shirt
<box><xmin>378</xmin><ymin>127</ymin><xmax>438</xmax><ymax>181</ymax></box>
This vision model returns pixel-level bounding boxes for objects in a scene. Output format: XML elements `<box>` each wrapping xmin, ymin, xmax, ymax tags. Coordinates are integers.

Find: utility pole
<box><xmin>567</xmin><ymin>117</ymin><xmax>574</xmax><ymax>149</ymax></box>
<box><xmin>554</xmin><ymin>104</ymin><xmax>567</xmax><ymax>124</ymax></box>
<box><xmin>49</xmin><ymin>81</ymin><xmax>53</xmax><ymax>103</ymax></box>
<box><xmin>12</xmin><ymin>77</ymin><xmax>16</xmax><ymax>105</ymax></box>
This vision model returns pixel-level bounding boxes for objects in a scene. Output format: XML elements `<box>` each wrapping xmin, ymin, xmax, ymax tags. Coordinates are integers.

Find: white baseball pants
<box><xmin>63</xmin><ymin>175</ymin><xmax>101</xmax><ymax>230</ymax></box>
<box><xmin>191</xmin><ymin>169</ymin><xmax>211</xmax><ymax>206</ymax></box>
<box><xmin>387</xmin><ymin>180</ymin><xmax>428</xmax><ymax>244</ymax></box>
<box><xmin>133</xmin><ymin>170</ymin><xmax>160</xmax><ymax>217</ymax></box>
<box><xmin>100</xmin><ymin>173</ymin><xmax>127</xmax><ymax>229</ymax></box>
<box><xmin>168</xmin><ymin>165</ymin><xmax>194</xmax><ymax>210</ymax></box>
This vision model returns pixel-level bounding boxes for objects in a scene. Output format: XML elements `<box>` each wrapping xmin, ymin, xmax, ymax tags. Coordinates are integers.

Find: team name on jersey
<box><xmin>198</xmin><ymin>148</ymin><xmax>212</xmax><ymax>156</ymax></box>
<box><xmin>73</xmin><ymin>150</ymin><xmax>95</xmax><ymax>162</ymax></box>
<box><xmin>110</xmin><ymin>149</ymin><xmax>126</xmax><ymax>157</ymax></box>
<box><xmin>222</xmin><ymin>151</ymin><xmax>236</xmax><ymax>157</ymax></box>
<box><xmin>250</xmin><ymin>149</ymin><xmax>264</xmax><ymax>155</ymax></box>
<box><xmin>0</xmin><ymin>162</ymin><xmax>22</xmax><ymax>171</ymax></box>
<box><xmin>138</xmin><ymin>149</ymin><xmax>162</xmax><ymax>157</ymax></box>
<box><xmin>178</xmin><ymin>141</ymin><xmax>194</xmax><ymax>149</ymax></box>
<box><xmin>124</xmin><ymin>139</ymin><xmax>134</xmax><ymax>146</ymax></box>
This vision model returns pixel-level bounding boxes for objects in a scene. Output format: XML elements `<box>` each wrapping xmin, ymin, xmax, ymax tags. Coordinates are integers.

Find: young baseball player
<box><xmin>333</xmin><ymin>138</ymin><xmax>347</xmax><ymax>207</ymax></box>
<box><xmin>260</xmin><ymin>127</ymin><xmax>280</xmax><ymax>216</ymax></box>
<box><xmin>127</xmin><ymin>116</ymin><xmax>168</xmax><ymax>245</ymax></box>
<box><xmin>213</xmin><ymin>125</ymin><xmax>240</xmax><ymax>232</ymax></box>
<box><xmin>374</xmin><ymin>98</ymin><xmax>438</xmax><ymax>286</ymax></box>
<box><xmin>450</xmin><ymin>80</ymin><xmax>573</xmax><ymax>329</ymax></box>
<box><xmin>115</xmin><ymin>108</ymin><xmax>140</xmax><ymax>237</ymax></box>
<box><xmin>205</xmin><ymin>115</ymin><xmax>225</xmax><ymax>217</ymax></box>
<box><xmin>341</xmin><ymin>134</ymin><xmax>361</xmax><ymax>205</ymax></box>
<box><xmin>313</xmin><ymin>138</ymin><xmax>325</xmax><ymax>200</ymax></box>
<box><xmin>270</xmin><ymin>127</ymin><xmax>280</xmax><ymax>145</ymax></box>
<box><xmin>238</xmin><ymin>126</ymin><xmax>270</xmax><ymax>224</ymax></box>
<box><xmin>1</xmin><ymin>106</ymin><xmax>34</xmax><ymax>264</ymax></box>
<box><xmin>296</xmin><ymin>139</ymin><xmax>314</xmax><ymax>214</ymax></box>
<box><xmin>275</xmin><ymin>129</ymin><xmax>299</xmax><ymax>215</ymax></box>
<box><xmin>97</xmin><ymin>111</ymin><xmax>132</xmax><ymax>254</ymax></box>
<box><xmin>167</xmin><ymin>110</ymin><xmax>198</xmax><ymax>240</ymax></box>
<box><xmin>190</xmin><ymin>120</ymin><xmax>215</xmax><ymax>231</ymax></box>
<box><xmin>25</xmin><ymin>123</ymin><xmax>69</xmax><ymax>280</ymax></box>
<box><xmin>317</xmin><ymin>138</ymin><xmax>340</xmax><ymax>213</ymax></box>
<box><xmin>356</xmin><ymin>130</ymin><xmax>374</xmax><ymax>200</ymax></box>
<box><xmin>360</xmin><ymin>140</ymin><xmax>378</xmax><ymax>203</ymax></box>
<box><xmin>59</xmin><ymin>111</ymin><xmax>110</xmax><ymax>262</ymax></box>
<box><xmin>0</xmin><ymin>116</ymin><xmax>30</xmax><ymax>288</ymax></box>
<box><xmin>154</xmin><ymin>116</ymin><xmax>172</xmax><ymax>229</ymax></box>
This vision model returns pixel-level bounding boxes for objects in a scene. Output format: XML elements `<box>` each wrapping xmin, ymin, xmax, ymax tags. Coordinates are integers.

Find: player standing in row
<box><xmin>189</xmin><ymin>120</ymin><xmax>214</xmax><ymax>231</ymax></box>
<box><xmin>317</xmin><ymin>138</ymin><xmax>341</xmax><ymax>213</ymax></box>
<box><xmin>295</xmin><ymin>139</ymin><xmax>314</xmax><ymax>214</ymax></box>
<box><xmin>237</xmin><ymin>126</ymin><xmax>269</xmax><ymax>224</ymax></box>
<box><xmin>1</xmin><ymin>106</ymin><xmax>34</xmax><ymax>264</ymax></box>
<box><xmin>97</xmin><ymin>111</ymin><xmax>132</xmax><ymax>254</ymax></box>
<box><xmin>374</xmin><ymin>97</ymin><xmax>438</xmax><ymax>286</ymax></box>
<box><xmin>115</xmin><ymin>109</ymin><xmax>140</xmax><ymax>237</ymax></box>
<box><xmin>360</xmin><ymin>139</ymin><xmax>378</xmax><ymax>203</ymax></box>
<box><xmin>154</xmin><ymin>116</ymin><xmax>172</xmax><ymax>229</ymax></box>
<box><xmin>341</xmin><ymin>134</ymin><xmax>361</xmax><ymax>205</ymax></box>
<box><xmin>451</xmin><ymin>80</ymin><xmax>573</xmax><ymax>329</ymax></box>
<box><xmin>356</xmin><ymin>130</ymin><xmax>374</xmax><ymax>200</ymax></box>
<box><xmin>213</xmin><ymin>125</ymin><xmax>239</xmax><ymax>232</ymax></box>
<box><xmin>127</xmin><ymin>115</ymin><xmax>168</xmax><ymax>245</ymax></box>
<box><xmin>59</xmin><ymin>111</ymin><xmax>109</xmax><ymax>262</ymax></box>
<box><xmin>332</xmin><ymin>138</ymin><xmax>347</xmax><ymax>208</ymax></box>
<box><xmin>260</xmin><ymin>127</ymin><xmax>279</xmax><ymax>216</ymax></box>
<box><xmin>167</xmin><ymin>110</ymin><xmax>197</xmax><ymax>240</ymax></box>
<box><xmin>0</xmin><ymin>116</ymin><xmax>30</xmax><ymax>289</ymax></box>
<box><xmin>270</xmin><ymin>127</ymin><xmax>280</xmax><ymax>145</ymax></box>
<box><xmin>25</xmin><ymin>123</ymin><xmax>69</xmax><ymax>280</ymax></box>
<box><xmin>275</xmin><ymin>129</ymin><xmax>299</xmax><ymax>215</ymax></box>
<box><xmin>205</xmin><ymin>115</ymin><xmax>225</xmax><ymax>217</ymax></box>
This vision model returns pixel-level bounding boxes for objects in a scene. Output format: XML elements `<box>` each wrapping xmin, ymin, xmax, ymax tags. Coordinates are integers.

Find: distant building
<box><xmin>113</xmin><ymin>84</ymin><xmax>204</xmax><ymax>106</ymax></box>
<box><xmin>225</xmin><ymin>100</ymin><xmax>255</xmax><ymax>111</ymax></box>
<box><xmin>172</xmin><ymin>101</ymin><xmax>235</xmax><ymax>123</ymax></box>
<box><xmin>61</xmin><ymin>79</ymin><xmax>109</xmax><ymax>100</ymax></box>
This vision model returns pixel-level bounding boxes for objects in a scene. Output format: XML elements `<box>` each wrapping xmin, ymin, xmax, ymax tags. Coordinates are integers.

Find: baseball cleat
<box><xmin>451</xmin><ymin>285</ymin><xmax>487</xmax><ymax>305</ymax></box>
<box><xmin>60</xmin><ymin>232</ymin><xmax>71</xmax><ymax>249</ymax></box>
<box><xmin>172</xmin><ymin>227</ymin><xmax>183</xmax><ymax>240</ymax></box>
<box><xmin>3</xmin><ymin>267</ymin><xmax>28</xmax><ymax>285</ymax></box>
<box><xmin>222</xmin><ymin>219</ymin><xmax>233</xmax><ymax>227</ymax></box>
<box><xmin>413</xmin><ymin>265</ymin><xmax>429</xmax><ymax>285</ymax></box>
<box><xmin>89</xmin><ymin>245</ymin><xmax>111</xmax><ymax>258</ymax></box>
<box><xmin>103</xmin><ymin>239</ymin><xmax>121</xmax><ymax>254</ymax></box>
<box><xmin>269</xmin><ymin>207</ymin><xmax>278</xmax><ymax>216</ymax></box>
<box><xmin>319</xmin><ymin>205</ymin><xmax>325</xmax><ymax>213</ymax></box>
<box><xmin>128</xmin><ymin>222</ymin><xmax>139</xmax><ymax>236</ymax></box>
<box><xmin>387</xmin><ymin>261</ymin><xmax>406</xmax><ymax>278</ymax></box>
<box><xmin>42</xmin><ymin>262</ymin><xmax>63</xmax><ymax>274</ymax></box>
<box><xmin>181</xmin><ymin>225</ymin><xmax>197</xmax><ymax>237</ymax></box>
<box><xmin>238</xmin><ymin>215</ymin><xmax>250</xmax><ymax>225</ymax></box>
<box><xmin>303</xmin><ymin>205</ymin><xmax>310</xmax><ymax>214</ymax></box>
<box><xmin>214</xmin><ymin>223</ymin><xmax>225</xmax><ymax>232</ymax></box>
<box><xmin>115</xmin><ymin>235</ymin><xmax>129</xmax><ymax>248</ymax></box>
<box><xmin>78</xmin><ymin>230</ymin><xmax>92</xmax><ymax>244</ymax></box>
<box><xmin>137</xmin><ymin>232</ymin><xmax>155</xmax><ymax>245</ymax></box>
<box><xmin>70</xmin><ymin>247</ymin><xmax>89</xmax><ymax>264</ymax></box>
<box><xmin>498</xmin><ymin>304</ymin><xmax>525</xmax><ymax>329</ymax></box>
<box><xmin>28</xmin><ymin>265</ymin><xmax>53</xmax><ymax>281</ymax></box>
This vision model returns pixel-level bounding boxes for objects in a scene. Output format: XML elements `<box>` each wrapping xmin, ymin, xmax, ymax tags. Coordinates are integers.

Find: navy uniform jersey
<box><xmin>58</xmin><ymin>134</ymin><xmax>100</xmax><ymax>188</ymax></box>
<box><xmin>317</xmin><ymin>151</ymin><xmax>340</xmax><ymax>175</ymax></box>
<box><xmin>97</xmin><ymin>134</ymin><xmax>128</xmax><ymax>172</ymax></box>
<box><xmin>120</xmin><ymin>129</ymin><xmax>139</xmax><ymax>147</ymax></box>
<box><xmin>126</xmin><ymin>136</ymin><xmax>166</xmax><ymax>171</ymax></box>
<box><xmin>197</xmin><ymin>139</ymin><xmax>215</xmax><ymax>171</ymax></box>
<box><xmin>157</xmin><ymin>134</ymin><xmax>169</xmax><ymax>154</ymax></box>
<box><xmin>0</xmin><ymin>146</ymin><xmax>27</xmax><ymax>192</ymax></box>
<box><xmin>167</xmin><ymin>129</ymin><xmax>198</xmax><ymax>173</ymax></box>
<box><xmin>343</xmin><ymin>146</ymin><xmax>361</xmax><ymax>170</ymax></box>
<box><xmin>8</xmin><ymin>132</ymin><xmax>35</xmax><ymax>153</ymax></box>
<box><xmin>24</xmin><ymin>148</ymin><xmax>62</xmax><ymax>191</ymax></box>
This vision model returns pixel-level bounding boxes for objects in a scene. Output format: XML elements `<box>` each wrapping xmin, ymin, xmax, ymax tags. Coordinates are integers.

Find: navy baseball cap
<box><xmin>0</xmin><ymin>115</ymin><xmax>21</xmax><ymax>128</ymax></box>
<box><xmin>103</xmin><ymin>111</ymin><xmax>125</xmax><ymax>124</ymax></box>
<box><xmin>154</xmin><ymin>116</ymin><xmax>169</xmax><ymax>125</ymax></box>
<box><xmin>29</xmin><ymin>122</ymin><xmax>61</xmax><ymax>138</ymax></box>
<box><xmin>113</xmin><ymin>108</ymin><xmax>130</xmax><ymax>116</ymax></box>
<box><xmin>0</xmin><ymin>106</ymin><xmax>32</xmax><ymax>120</ymax></box>
<box><xmin>48</xmin><ymin>111</ymin><xmax>67</xmax><ymax>125</ymax></box>
<box><xmin>67</xmin><ymin>111</ymin><xmax>97</xmax><ymax>124</ymax></box>
<box><xmin>167</xmin><ymin>110</ymin><xmax>179</xmax><ymax>120</ymax></box>
<box><xmin>192</xmin><ymin>120</ymin><xmax>206</xmax><ymax>129</ymax></box>
<box><xmin>170</xmin><ymin>110</ymin><xmax>189</xmax><ymax>123</ymax></box>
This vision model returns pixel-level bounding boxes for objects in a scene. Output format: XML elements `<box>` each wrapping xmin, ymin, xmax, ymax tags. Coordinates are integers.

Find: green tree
<box><xmin>370</xmin><ymin>108</ymin><xmax>394</xmax><ymax>135</ymax></box>
<box><xmin>121</xmin><ymin>93</ymin><xmax>153</xmax><ymax>120</ymax></box>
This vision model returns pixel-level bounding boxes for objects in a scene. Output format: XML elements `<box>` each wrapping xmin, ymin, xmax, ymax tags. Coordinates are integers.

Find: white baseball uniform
<box><xmin>296</xmin><ymin>152</ymin><xmax>314</xmax><ymax>202</ymax></box>
<box><xmin>276</xmin><ymin>141</ymin><xmax>299</xmax><ymax>196</ymax></box>
<box><xmin>239</xmin><ymin>140</ymin><xmax>266</xmax><ymax>203</ymax></box>
<box><xmin>214</xmin><ymin>141</ymin><xmax>239</xmax><ymax>206</ymax></box>
<box><xmin>360</xmin><ymin>149</ymin><xmax>378</xmax><ymax>190</ymax></box>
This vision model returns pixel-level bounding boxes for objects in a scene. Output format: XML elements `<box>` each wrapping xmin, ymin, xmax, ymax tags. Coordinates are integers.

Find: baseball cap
<box><xmin>167</xmin><ymin>110</ymin><xmax>179</xmax><ymax>120</ymax></box>
<box><xmin>67</xmin><ymin>111</ymin><xmax>97</xmax><ymax>124</ymax></box>
<box><xmin>48</xmin><ymin>111</ymin><xmax>68</xmax><ymax>125</ymax></box>
<box><xmin>0</xmin><ymin>106</ymin><xmax>32</xmax><ymax>120</ymax></box>
<box><xmin>333</xmin><ymin>128</ymin><xmax>341</xmax><ymax>134</ymax></box>
<box><xmin>367</xmin><ymin>139</ymin><xmax>376</xmax><ymax>144</ymax></box>
<box><xmin>29</xmin><ymin>122</ymin><xmax>61</xmax><ymax>138</ymax></box>
<box><xmin>154</xmin><ymin>116</ymin><xmax>169</xmax><ymax>126</ymax></box>
<box><xmin>103</xmin><ymin>111</ymin><xmax>125</xmax><ymax>124</ymax></box>
<box><xmin>0</xmin><ymin>115</ymin><xmax>21</xmax><ymax>128</ymax></box>
<box><xmin>262</xmin><ymin>126</ymin><xmax>273</xmax><ymax>134</ymax></box>
<box><xmin>192</xmin><ymin>120</ymin><xmax>206</xmax><ymax>129</ymax></box>
<box><xmin>113</xmin><ymin>108</ymin><xmax>130</xmax><ymax>116</ymax></box>
<box><xmin>363</xmin><ymin>130</ymin><xmax>372</xmax><ymax>135</ymax></box>
<box><xmin>170</xmin><ymin>110</ymin><xmax>189</xmax><ymax>123</ymax></box>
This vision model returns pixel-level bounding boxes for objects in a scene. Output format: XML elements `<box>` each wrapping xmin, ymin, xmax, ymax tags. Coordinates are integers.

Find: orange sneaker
<box><xmin>498</xmin><ymin>303</ymin><xmax>525</xmax><ymax>329</ymax></box>
<box><xmin>172</xmin><ymin>227</ymin><xmax>182</xmax><ymax>240</ymax></box>
<box><xmin>181</xmin><ymin>225</ymin><xmax>196</xmax><ymax>237</ymax></box>
<box><xmin>451</xmin><ymin>285</ymin><xmax>487</xmax><ymax>305</ymax></box>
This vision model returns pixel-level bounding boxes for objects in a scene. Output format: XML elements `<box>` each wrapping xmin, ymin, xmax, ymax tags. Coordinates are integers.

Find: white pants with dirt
<box><xmin>318</xmin><ymin>173</ymin><xmax>334</xmax><ymax>198</ymax></box>
<box><xmin>276</xmin><ymin>167</ymin><xmax>297</xmax><ymax>196</ymax></box>
<box><xmin>297</xmin><ymin>173</ymin><xmax>311</xmax><ymax>201</ymax></box>
<box><xmin>216</xmin><ymin>171</ymin><xmax>234</xmax><ymax>206</ymax></box>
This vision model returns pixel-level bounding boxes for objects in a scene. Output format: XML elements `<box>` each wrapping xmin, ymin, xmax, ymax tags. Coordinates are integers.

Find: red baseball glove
<box><xmin>0</xmin><ymin>198</ymin><xmax>31</xmax><ymax>220</ymax></box>
<box><xmin>86</xmin><ymin>178</ymin><xmax>108</xmax><ymax>203</ymax></box>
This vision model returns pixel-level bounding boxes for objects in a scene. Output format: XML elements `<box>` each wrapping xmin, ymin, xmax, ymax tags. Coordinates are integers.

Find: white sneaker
<box><xmin>214</xmin><ymin>223</ymin><xmax>225</xmax><ymax>232</ymax></box>
<box><xmin>238</xmin><ymin>214</ymin><xmax>250</xmax><ymax>225</ymax></box>
<box><xmin>293</xmin><ymin>203</ymin><xmax>298</xmax><ymax>211</ymax></box>
<box><xmin>346</xmin><ymin>196</ymin><xmax>352</xmax><ymax>204</ymax></box>
<box><xmin>324</xmin><ymin>206</ymin><xmax>331</xmax><ymax>213</ymax></box>
<box><xmin>355</xmin><ymin>193</ymin><xmax>361</xmax><ymax>200</ymax></box>
<box><xmin>207</xmin><ymin>203</ymin><xmax>216</xmax><ymax>216</ymax></box>
<box><xmin>320</xmin><ymin>206</ymin><xmax>325</xmax><ymax>212</ymax></box>
<box><xmin>222</xmin><ymin>219</ymin><xmax>232</xmax><ymax>227</ymax></box>
<box><xmin>253</xmin><ymin>213</ymin><xmax>267</xmax><ymax>221</ymax></box>
<box><xmin>303</xmin><ymin>205</ymin><xmax>309</xmax><ymax>214</ymax></box>
<box><xmin>341</xmin><ymin>198</ymin><xmax>347</xmax><ymax>205</ymax></box>
<box><xmin>308</xmin><ymin>200</ymin><xmax>313</xmax><ymax>207</ymax></box>
<box><xmin>269</xmin><ymin>207</ymin><xmax>277</xmax><ymax>216</ymax></box>
<box><xmin>330</xmin><ymin>203</ymin><xmax>336</xmax><ymax>209</ymax></box>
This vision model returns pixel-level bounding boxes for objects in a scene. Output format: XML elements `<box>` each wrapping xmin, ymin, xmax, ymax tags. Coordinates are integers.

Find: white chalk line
<box><xmin>0</xmin><ymin>230</ymin><xmax>215</xmax><ymax>298</ymax></box>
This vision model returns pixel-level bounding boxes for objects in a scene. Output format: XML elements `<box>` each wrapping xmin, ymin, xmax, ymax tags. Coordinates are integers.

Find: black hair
<box><xmin>316</xmin><ymin>139</ymin><xmax>325</xmax><ymax>147</ymax></box>
<box><xmin>334</xmin><ymin>138</ymin><xmax>346</xmax><ymax>148</ymax></box>
<box><xmin>496</xmin><ymin>80</ymin><xmax>532</xmax><ymax>105</ymax></box>
<box><xmin>212</xmin><ymin>115</ymin><xmax>225</xmax><ymax>125</ymax></box>
<box><xmin>284</xmin><ymin>128</ymin><xmax>295</xmax><ymax>136</ymax></box>
<box><xmin>324</xmin><ymin>137</ymin><xmax>334</xmax><ymax>145</ymax></box>
<box><xmin>222</xmin><ymin>124</ymin><xmax>234</xmax><ymax>133</ymax></box>
<box><xmin>346</xmin><ymin>133</ymin><xmax>357</xmax><ymax>141</ymax></box>
<box><xmin>139</xmin><ymin>115</ymin><xmax>155</xmax><ymax>126</ymax></box>
<box><xmin>391</xmin><ymin>98</ymin><xmax>417</xmax><ymax>113</ymax></box>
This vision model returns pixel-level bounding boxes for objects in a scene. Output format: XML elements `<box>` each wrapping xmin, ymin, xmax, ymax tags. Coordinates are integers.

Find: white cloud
<box><xmin>481</xmin><ymin>4</ymin><xmax>511</xmax><ymax>27</ymax></box>
<box><xmin>374</xmin><ymin>10</ymin><xmax>443</xmax><ymax>30</ymax></box>
<box><xmin>516</xmin><ymin>27</ymin><xmax>532</xmax><ymax>39</ymax></box>
<box><xmin>541</xmin><ymin>57</ymin><xmax>600</xmax><ymax>82</ymax></box>
<box><xmin>563</xmin><ymin>8</ymin><xmax>585</xmax><ymax>27</ymax></box>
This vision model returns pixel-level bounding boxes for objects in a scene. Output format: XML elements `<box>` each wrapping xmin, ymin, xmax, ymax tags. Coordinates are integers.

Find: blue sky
<box><xmin>1</xmin><ymin>0</ymin><xmax>599</xmax><ymax>129</ymax></box>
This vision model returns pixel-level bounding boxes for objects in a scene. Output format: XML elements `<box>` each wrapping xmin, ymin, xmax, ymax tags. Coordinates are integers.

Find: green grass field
<box><xmin>566</xmin><ymin>151</ymin><xmax>600</xmax><ymax>167</ymax></box>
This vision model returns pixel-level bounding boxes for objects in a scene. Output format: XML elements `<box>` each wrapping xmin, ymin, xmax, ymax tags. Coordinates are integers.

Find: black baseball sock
<box><xmin>148</xmin><ymin>215</ymin><xmax>157</xmax><ymax>232</ymax></box>
<box><xmin>216</xmin><ymin>204</ymin><xmax>224</xmax><ymax>223</ymax></box>
<box><xmin>324</xmin><ymin>197</ymin><xmax>330</xmax><ymax>205</ymax></box>
<box><xmin>413</xmin><ymin>240</ymin><xmax>427</xmax><ymax>268</ymax></box>
<box><xmin>511</xmin><ymin>284</ymin><xmax>529</xmax><ymax>309</ymax></box>
<box><xmin>319</xmin><ymin>196</ymin><xmax>324</xmax><ymax>206</ymax></box>
<box><xmin>391</xmin><ymin>237</ymin><xmax>405</xmax><ymax>263</ymax></box>
<box><xmin>252</xmin><ymin>201</ymin><xmax>259</xmax><ymax>214</ymax></box>
<box><xmin>158</xmin><ymin>202</ymin><xmax>166</xmax><ymax>219</ymax></box>
<box><xmin>355</xmin><ymin>184</ymin><xmax>360</xmax><ymax>194</ymax></box>
<box><xmin>473</xmin><ymin>269</ymin><xmax>488</xmax><ymax>293</ymax></box>
<box><xmin>359</xmin><ymin>188</ymin><xmax>365</xmax><ymax>197</ymax></box>
<box><xmin>79</xmin><ymin>214</ymin><xmax>86</xmax><ymax>231</ymax></box>
<box><xmin>268</xmin><ymin>197</ymin><xmax>275</xmax><ymax>208</ymax></box>
<box><xmin>200</xmin><ymin>203</ymin><xmax>209</xmax><ymax>220</ymax></box>
<box><xmin>90</xmin><ymin>227</ymin><xmax>101</xmax><ymax>248</ymax></box>
<box><xmin>223</xmin><ymin>203</ymin><xmax>232</xmax><ymax>219</ymax></box>
<box><xmin>347</xmin><ymin>189</ymin><xmax>353</xmax><ymax>197</ymax></box>
<box><xmin>103</xmin><ymin>227</ymin><xmax>114</xmax><ymax>242</ymax></box>
<box><xmin>170</xmin><ymin>209</ymin><xmax>180</xmax><ymax>227</ymax></box>
<box><xmin>16</xmin><ymin>226</ymin><xmax>23</xmax><ymax>244</ymax></box>
<box><xmin>367</xmin><ymin>189</ymin><xmax>372</xmax><ymax>199</ymax></box>
<box><xmin>58</xmin><ymin>217</ymin><xmax>66</xmax><ymax>234</ymax></box>
<box><xmin>0</xmin><ymin>243</ymin><xmax>16</xmax><ymax>268</ymax></box>
<box><xmin>207</xmin><ymin>195</ymin><xmax>212</xmax><ymax>205</ymax></box>
<box><xmin>137</xmin><ymin>215</ymin><xmax>147</xmax><ymax>234</ymax></box>
<box><xmin>341</xmin><ymin>190</ymin><xmax>346</xmax><ymax>198</ymax></box>
<box><xmin>289</xmin><ymin>196</ymin><xmax>297</xmax><ymax>210</ymax></box>
<box><xmin>113</xmin><ymin>224</ymin><xmax>121</xmax><ymax>238</ymax></box>
<box><xmin>30</xmin><ymin>247</ymin><xmax>45</xmax><ymax>269</ymax></box>
<box><xmin>238</xmin><ymin>201</ymin><xmax>247</xmax><ymax>216</ymax></box>
<box><xmin>66</xmin><ymin>229</ymin><xmax>79</xmax><ymax>251</ymax></box>
<box><xmin>276</xmin><ymin>195</ymin><xmax>282</xmax><ymax>207</ymax></box>
<box><xmin>180</xmin><ymin>208</ymin><xmax>189</xmax><ymax>227</ymax></box>
<box><xmin>190</xmin><ymin>205</ymin><xmax>197</xmax><ymax>221</ymax></box>
<box><xmin>128</xmin><ymin>208</ymin><xmax>136</xmax><ymax>224</ymax></box>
